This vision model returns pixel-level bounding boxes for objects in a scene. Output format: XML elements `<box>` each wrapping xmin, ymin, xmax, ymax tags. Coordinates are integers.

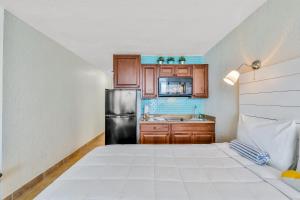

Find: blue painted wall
<box><xmin>141</xmin><ymin>55</ymin><xmax>205</xmax><ymax>64</ymax></box>
<box><xmin>141</xmin><ymin>55</ymin><xmax>206</xmax><ymax>115</ymax></box>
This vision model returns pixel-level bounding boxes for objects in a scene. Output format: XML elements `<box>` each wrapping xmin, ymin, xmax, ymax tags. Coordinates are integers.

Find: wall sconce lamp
<box><xmin>223</xmin><ymin>60</ymin><xmax>261</xmax><ymax>85</ymax></box>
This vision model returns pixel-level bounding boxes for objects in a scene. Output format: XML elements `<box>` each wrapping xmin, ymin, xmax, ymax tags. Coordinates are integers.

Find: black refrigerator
<box><xmin>105</xmin><ymin>89</ymin><xmax>140</xmax><ymax>145</ymax></box>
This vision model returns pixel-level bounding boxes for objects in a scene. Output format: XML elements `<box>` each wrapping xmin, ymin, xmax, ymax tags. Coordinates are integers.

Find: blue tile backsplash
<box><xmin>141</xmin><ymin>55</ymin><xmax>205</xmax><ymax>64</ymax></box>
<box><xmin>141</xmin><ymin>97</ymin><xmax>204</xmax><ymax>115</ymax></box>
<box><xmin>140</xmin><ymin>55</ymin><xmax>206</xmax><ymax>115</ymax></box>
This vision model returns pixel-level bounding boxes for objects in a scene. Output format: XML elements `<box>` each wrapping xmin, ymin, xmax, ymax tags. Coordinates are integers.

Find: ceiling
<box><xmin>0</xmin><ymin>0</ymin><xmax>266</xmax><ymax>72</ymax></box>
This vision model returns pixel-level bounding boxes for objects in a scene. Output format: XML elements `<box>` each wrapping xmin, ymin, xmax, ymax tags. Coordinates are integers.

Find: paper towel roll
<box><xmin>144</xmin><ymin>105</ymin><xmax>149</xmax><ymax>114</ymax></box>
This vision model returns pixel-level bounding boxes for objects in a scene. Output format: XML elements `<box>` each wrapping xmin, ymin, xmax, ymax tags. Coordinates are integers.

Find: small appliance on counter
<box><xmin>105</xmin><ymin>89</ymin><xmax>141</xmax><ymax>145</ymax></box>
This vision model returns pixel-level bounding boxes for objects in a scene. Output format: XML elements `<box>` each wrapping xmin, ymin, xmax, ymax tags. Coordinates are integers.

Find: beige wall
<box><xmin>204</xmin><ymin>0</ymin><xmax>300</xmax><ymax>142</ymax></box>
<box><xmin>2</xmin><ymin>11</ymin><xmax>110</xmax><ymax>197</ymax></box>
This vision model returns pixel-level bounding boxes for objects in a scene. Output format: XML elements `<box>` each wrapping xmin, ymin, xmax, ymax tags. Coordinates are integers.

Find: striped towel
<box><xmin>230</xmin><ymin>140</ymin><xmax>271</xmax><ymax>165</ymax></box>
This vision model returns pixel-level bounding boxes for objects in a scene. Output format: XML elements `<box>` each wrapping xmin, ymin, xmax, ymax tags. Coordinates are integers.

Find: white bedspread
<box><xmin>35</xmin><ymin>143</ymin><xmax>300</xmax><ymax>200</ymax></box>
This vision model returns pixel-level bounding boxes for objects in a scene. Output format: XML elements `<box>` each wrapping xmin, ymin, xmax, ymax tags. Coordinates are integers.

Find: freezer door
<box><xmin>105</xmin><ymin>89</ymin><xmax>137</xmax><ymax>115</ymax></box>
<box><xmin>105</xmin><ymin>116</ymin><xmax>137</xmax><ymax>145</ymax></box>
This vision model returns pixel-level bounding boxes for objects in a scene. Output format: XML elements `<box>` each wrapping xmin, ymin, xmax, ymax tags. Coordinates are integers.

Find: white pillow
<box><xmin>237</xmin><ymin>115</ymin><xmax>298</xmax><ymax>171</ymax></box>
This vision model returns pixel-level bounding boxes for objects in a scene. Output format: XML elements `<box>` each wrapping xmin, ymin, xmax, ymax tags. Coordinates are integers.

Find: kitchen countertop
<box><xmin>140</xmin><ymin>114</ymin><xmax>215</xmax><ymax>124</ymax></box>
<box><xmin>140</xmin><ymin>120</ymin><xmax>215</xmax><ymax>124</ymax></box>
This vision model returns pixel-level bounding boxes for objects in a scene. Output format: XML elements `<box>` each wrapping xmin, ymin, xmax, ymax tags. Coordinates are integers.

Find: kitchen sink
<box><xmin>164</xmin><ymin>117</ymin><xmax>184</xmax><ymax>121</ymax></box>
<box><xmin>148</xmin><ymin>115</ymin><xmax>207</xmax><ymax>122</ymax></box>
<box><xmin>188</xmin><ymin>118</ymin><xmax>208</xmax><ymax>121</ymax></box>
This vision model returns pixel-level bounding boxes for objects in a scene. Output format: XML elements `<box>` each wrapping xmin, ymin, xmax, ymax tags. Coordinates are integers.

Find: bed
<box><xmin>34</xmin><ymin>56</ymin><xmax>300</xmax><ymax>199</ymax></box>
<box><xmin>35</xmin><ymin>143</ymin><xmax>300</xmax><ymax>200</ymax></box>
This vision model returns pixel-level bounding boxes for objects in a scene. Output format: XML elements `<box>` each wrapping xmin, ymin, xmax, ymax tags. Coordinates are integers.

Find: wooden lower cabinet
<box><xmin>141</xmin><ymin>132</ymin><xmax>169</xmax><ymax>144</ymax></box>
<box><xmin>172</xmin><ymin>132</ymin><xmax>193</xmax><ymax>144</ymax></box>
<box><xmin>140</xmin><ymin>123</ymin><xmax>170</xmax><ymax>144</ymax></box>
<box><xmin>140</xmin><ymin>123</ymin><xmax>215</xmax><ymax>144</ymax></box>
<box><xmin>171</xmin><ymin>123</ymin><xmax>214</xmax><ymax>144</ymax></box>
<box><xmin>172</xmin><ymin>132</ymin><xmax>213</xmax><ymax>144</ymax></box>
<box><xmin>193</xmin><ymin>133</ymin><xmax>214</xmax><ymax>144</ymax></box>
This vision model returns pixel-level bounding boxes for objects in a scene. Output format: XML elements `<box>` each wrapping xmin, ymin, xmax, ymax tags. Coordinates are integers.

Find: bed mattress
<box><xmin>35</xmin><ymin>143</ymin><xmax>300</xmax><ymax>200</ymax></box>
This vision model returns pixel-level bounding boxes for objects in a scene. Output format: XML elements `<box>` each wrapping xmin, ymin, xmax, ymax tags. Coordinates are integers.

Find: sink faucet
<box><xmin>193</xmin><ymin>105</ymin><xmax>197</xmax><ymax>116</ymax></box>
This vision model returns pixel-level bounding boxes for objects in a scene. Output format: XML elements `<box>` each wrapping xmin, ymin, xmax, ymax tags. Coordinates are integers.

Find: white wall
<box><xmin>2</xmin><ymin>11</ymin><xmax>110</xmax><ymax>197</ymax></box>
<box><xmin>0</xmin><ymin>7</ymin><xmax>4</xmax><ymax>199</ymax></box>
<box><xmin>239</xmin><ymin>57</ymin><xmax>300</xmax><ymax>123</ymax></box>
<box><xmin>204</xmin><ymin>0</ymin><xmax>300</xmax><ymax>142</ymax></box>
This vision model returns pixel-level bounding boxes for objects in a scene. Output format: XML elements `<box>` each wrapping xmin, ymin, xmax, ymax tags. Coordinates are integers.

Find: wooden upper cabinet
<box><xmin>174</xmin><ymin>65</ymin><xmax>192</xmax><ymax>77</ymax></box>
<box><xmin>159</xmin><ymin>65</ymin><xmax>192</xmax><ymax>77</ymax></box>
<box><xmin>142</xmin><ymin>65</ymin><xmax>157</xmax><ymax>98</ymax></box>
<box><xmin>113</xmin><ymin>55</ymin><xmax>141</xmax><ymax>88</ymax></box>
<box><xmin>159</xmin><ymin>65</ymin><xmax>174</xmax><ymax>77</ymax></box>
<box><xmin>193</xmin><ymin>64</ymin><xmax>208</xmax><ymax>98</ymax></box>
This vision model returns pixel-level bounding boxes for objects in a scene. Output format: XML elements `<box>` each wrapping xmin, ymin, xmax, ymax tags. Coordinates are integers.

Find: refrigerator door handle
<box><xmin>106</xmin><ymin>115</ymin><xmax>136</xmax><ymax>118</ymax></box>
<box><xmin>118</xmin><ymin>115</ymin><xmax>135</xmax><ymax>118</ymax></box>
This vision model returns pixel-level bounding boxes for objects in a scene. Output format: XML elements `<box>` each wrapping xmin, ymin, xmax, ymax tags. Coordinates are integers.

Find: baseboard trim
<box><xmin>4</xmin><ymin>132</ymin><xmax>104</xmax><ymax>200</ymax></box>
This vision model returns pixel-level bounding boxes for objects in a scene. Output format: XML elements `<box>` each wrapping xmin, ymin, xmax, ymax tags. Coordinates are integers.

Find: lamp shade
<box><xmin>223</xmin><ymin>70</ymin><xmax>240</xmax><ymax>85</ymax></box>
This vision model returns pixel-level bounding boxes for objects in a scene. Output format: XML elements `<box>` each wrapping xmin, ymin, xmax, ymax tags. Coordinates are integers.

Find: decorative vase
<box><xmin>179</xmin><ymin>61</ymin><xmax>185</xmax><ymax>64</ymax></box>
<box><xmin>158</xmin><ymin>60</ymin><xmax>163</xmax><ymax>64</ymax></box>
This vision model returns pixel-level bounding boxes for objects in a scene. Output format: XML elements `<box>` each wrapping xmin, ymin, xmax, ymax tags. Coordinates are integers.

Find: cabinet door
<box><xmin>193</xmin><ymin>133</ymin><xmax>213</xmax><ymax>144</ymax></box>
<box><xmin>142</xmin><ymin>65</ymin><xmax>157</xmax><ymax>98</ymax></box>
<box><xmin>113</xmin><ymin>55</ymin><xmax>140</xmax><ymax>88</ymax></box>
<box><xmin>159</xmin><ymin>65</ymin><xmax>175</xmax><ymax>77</ymax></box>
<box><xmin>141</xmin><ymin>132</ymin><xmax>169</xmax><ymax>144</ymax></box>
<box><xmin>193</xmin><ymin>64</ymin><xmax>208</xmax><ymax>98</ymax></box>
<box><xmin>171</xmin><ymin>132</ymin><xmax>193</xmax><ymax>144</ymax></box>
<box><xmin>172</xmin><ymin>123</ymin><xmax>214</xmax><ymax>132</ymax></box>
<box><xmin>175</xmin><ymin>65</ymin><xmax>192</xmax><ymax>77</ymax></box>
<box><xmin>140</xmin><ymin>124</ymin><xmax>169</xmax><ymax>132</ymax></box>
